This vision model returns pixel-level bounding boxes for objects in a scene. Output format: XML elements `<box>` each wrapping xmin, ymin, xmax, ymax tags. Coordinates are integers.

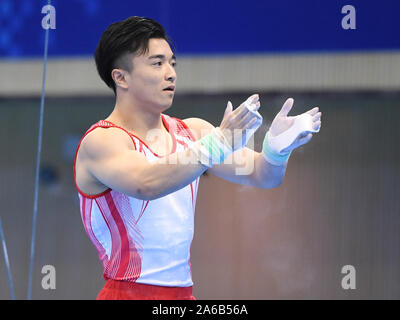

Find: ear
<box><xmin>111</xmin><ymin>68</ymin><xmax>129</xmax><ymax>90</ymax></box>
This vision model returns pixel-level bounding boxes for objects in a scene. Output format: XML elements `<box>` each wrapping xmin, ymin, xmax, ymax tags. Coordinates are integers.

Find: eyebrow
<box><xmin>148</xmin><ymin>54</ymin><xmax>177</xmax><ymax>61</ymax></box>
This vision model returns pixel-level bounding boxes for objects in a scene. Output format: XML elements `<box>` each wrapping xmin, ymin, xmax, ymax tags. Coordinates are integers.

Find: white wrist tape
<box><xmin>268</xmin><ymin>113</ymin><xmax>319</xmax><ymax>154</ymax></box>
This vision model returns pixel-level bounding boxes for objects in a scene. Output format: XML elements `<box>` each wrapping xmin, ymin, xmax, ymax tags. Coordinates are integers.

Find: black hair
<box><xmin>94</xmin><ymin>16</ymin><xmax>174</xmax><ymax>94</ymax></box>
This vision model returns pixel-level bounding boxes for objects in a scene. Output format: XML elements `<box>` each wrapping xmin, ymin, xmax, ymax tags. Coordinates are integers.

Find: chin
<box><xmin>158</xmin><ymin>100</ymin><xmax>173</xmax><ymax>112</ymax></box>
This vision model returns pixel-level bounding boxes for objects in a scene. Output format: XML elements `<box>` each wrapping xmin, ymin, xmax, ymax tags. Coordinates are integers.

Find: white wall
<box><xmin>1</xmin><ymin>51</ymin><xmax>400</xmax><ymax>97</ymax></box>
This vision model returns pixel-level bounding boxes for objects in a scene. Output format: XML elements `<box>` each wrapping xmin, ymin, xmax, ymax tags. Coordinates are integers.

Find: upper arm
<box><xmin>183</xmin><ymin>117</ymin><xmax>260</xmax><ymax>187</ymax></box>
<box><xmin>77</xmin><ymin>127</ymin><xmax>153</xmax><ymax>199</ymax></box>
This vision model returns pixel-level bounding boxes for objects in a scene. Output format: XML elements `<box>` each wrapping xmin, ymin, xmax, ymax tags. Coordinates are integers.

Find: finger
<box><xmin>243</xmin><ymin>94</ymin><xmax>259</xmax><ymax>109</ymax></box>
<box><xmin>244</xmin><ymin>116</ymin><xmax>262</xmax><ymax>132</ymax></box>
<box><xmin>312</xmin><ymin>112</ymin><xmax>321</xmax><ymax>122</ymax></box>
<box><xmin>238</xmin><ymin>94</ymin><xmax>259</xmax><ymax>109</ymax></box>
<box><xmin>298</xmin><ymin>133</ymin><xmax>313</xmax><ymax>146</ymax></box>
<box><xmin>232</xmin><ymin>100</ymin><xmax>251</xmax><ymax>118</ymax></box>
<box><xmin>243</xmin><ymin>117</ymin><xmax>257</xmax><ymax>131</ymax></box>
<box><xmin>298</xmin><ymin>131</ymin><xmax>309</xmax><ymax>139</ymax></box>
<box><xmin>235</xmin><ymin>105</ymin><xmax>251</xmax><ymax>121</ymax></box>
<box><xmin>246</xmin><ymin>101</ymin><xmax>261</xmax><ymax>113</ymax></box>
<box><xmin>313</xmin><ymin>121</ymin><xmax>321</xmax><ymax>131</ymax></box>
<box><xmin>248</xmin><ymin>93</ymin><xmax>259</xmax><ymax>103</ymax></box>
<box><xmin>279</xmin><ymin>98</ymin><xmax>294</xmax><ymax>117</ymax></box>
<box><xmin>238</xmin><ymin>110</ymin><xmax>259</xmax><ymax>127</ymax></box>
<box><xmin>252</xmin><ymin>101</ymin><xmax>261</xmax><ymax>112</ymax></box>
<box><xmin>223</xmin><ymin>101</ymin><xmax>233</xmax><ymax>119</ymax></box>
<box><xmin>240</xmin><ymin>109</ymin><xmax>255</xmax><ymax>122</ymax></box>
<box><xmin>306</xmin><ymin>107</ymin><xmax>319</xmax><ymax>116</ymax></box>
<box><xmin>233</xmin><ymin>94</ymin><xmax>259</xmax><ymax>118</ymax></box>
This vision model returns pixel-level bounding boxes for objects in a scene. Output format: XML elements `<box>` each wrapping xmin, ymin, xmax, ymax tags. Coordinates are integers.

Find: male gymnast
<box><xmin>74</xmin><ymin>16</ymin><xmax>322</xmax><ymax>300</ymax></box>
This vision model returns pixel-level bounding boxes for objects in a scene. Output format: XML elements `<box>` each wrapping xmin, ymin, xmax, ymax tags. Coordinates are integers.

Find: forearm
<box><xmin>141</xmin><ymin>146</ymin><xmax>208</xmax><ymax>200</ymax></box>
<box><xmin>252</xmin><ymin>152</ymin><xmax>287</xmax><ymax>189</ymax></box>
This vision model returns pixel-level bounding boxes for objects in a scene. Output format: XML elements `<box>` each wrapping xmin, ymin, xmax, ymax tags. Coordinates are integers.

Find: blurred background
<box><xmin>0</xmin><ymin>0</ymin><xmax>399</xmax><ymax>299</ymax></box>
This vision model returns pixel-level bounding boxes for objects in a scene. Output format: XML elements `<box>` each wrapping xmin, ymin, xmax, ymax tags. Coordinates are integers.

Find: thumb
<box><xmin>279</xmin><ymin>98</ymin><xmax>294</xmax><ymax>117</ymax></box>
<box><xmin>224</xmin><ymin>101</ymin><xmax>233</xmax><ymax>118</ymax></box>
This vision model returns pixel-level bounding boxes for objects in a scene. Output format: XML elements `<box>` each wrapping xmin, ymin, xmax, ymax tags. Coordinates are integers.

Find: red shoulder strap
<box><xmin>162</xmin><ymin>114</ymin><xmax>197</xmax><ymax>142</ymax></box>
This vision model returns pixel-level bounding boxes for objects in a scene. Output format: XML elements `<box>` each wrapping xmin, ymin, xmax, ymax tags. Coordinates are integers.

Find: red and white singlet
<box><xmin>73</xmin><ymin>114</ymin><xmax>200</xmax><ymax>287</ymax></box>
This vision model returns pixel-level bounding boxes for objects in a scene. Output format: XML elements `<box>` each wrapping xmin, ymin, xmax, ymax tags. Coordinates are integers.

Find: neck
<box><xmin>105</xmin><ymin>93</ymin><xmax>168</xmax><ymax>142</ymax></box>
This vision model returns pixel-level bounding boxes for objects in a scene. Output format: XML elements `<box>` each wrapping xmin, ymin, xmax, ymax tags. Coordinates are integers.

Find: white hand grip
<box><xmin>268</xmin><ymin>113</ymin><xmax>319</xmax><ymax>154</ymax></box>
<box><xmin>243</xmin><ymin>97</ymin><xmax>263</xmax><ymax>145</ymax></box>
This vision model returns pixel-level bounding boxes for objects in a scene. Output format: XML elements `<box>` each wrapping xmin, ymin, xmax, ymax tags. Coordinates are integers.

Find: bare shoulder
<box><xmin>78</xmin><ymin>126</ymin><xmax>135</xmax><ymax>161</ymax></box>
<box><xmin>182</xmin><ymin>117</ymin><xmax>215</xmax><ymax>140</ymax></box>
<box><xmin>75</xmin><ymin>126</ymin><xmax>137</xmax><ymax>195</ymax></box>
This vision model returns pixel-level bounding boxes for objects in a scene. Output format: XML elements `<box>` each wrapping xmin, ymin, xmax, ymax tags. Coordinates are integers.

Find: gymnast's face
<box><xmin>125</xmin><ymin>38</ymin><xmax>177</xmax><ymax>110</ymax></box>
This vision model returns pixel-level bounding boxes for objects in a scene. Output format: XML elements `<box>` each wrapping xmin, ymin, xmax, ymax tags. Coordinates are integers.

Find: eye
<box><xmin>153</xmin><ymin>61</ymin><xmax>177</xmax><ymax>67</ymax></box>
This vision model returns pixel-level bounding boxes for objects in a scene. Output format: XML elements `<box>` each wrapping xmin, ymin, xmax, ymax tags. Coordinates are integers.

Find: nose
<box><xmin>165</xmin><ymin>63</ymin><xmax>176</xmax><ymax>83</ymax></box>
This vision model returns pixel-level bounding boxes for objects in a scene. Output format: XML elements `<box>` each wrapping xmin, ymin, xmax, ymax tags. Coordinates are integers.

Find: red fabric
<box><xmin>96</xmin><ymin>279</ymin><xmax>196</xmax><ymax>300</ymax></box>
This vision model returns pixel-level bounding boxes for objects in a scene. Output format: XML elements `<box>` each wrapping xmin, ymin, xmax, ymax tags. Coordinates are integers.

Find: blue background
<box><xmin>0</xmin><ymin>0</ymin><xmax>399</xmax><ymax>58</ymax></box>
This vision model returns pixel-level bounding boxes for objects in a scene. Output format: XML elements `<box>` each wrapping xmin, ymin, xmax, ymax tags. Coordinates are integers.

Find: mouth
<box><xmin>163</xmin><ymin>85</ymin><xmax>175</xmax><ymax>92</ymax></box>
